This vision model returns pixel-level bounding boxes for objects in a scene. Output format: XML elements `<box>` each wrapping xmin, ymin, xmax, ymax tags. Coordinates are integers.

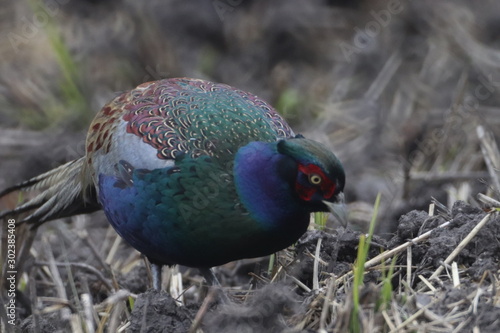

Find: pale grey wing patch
<box><xmin>91</xmin><ymin>119</ymin><xmax>175</xmax><ymax>188</ymax></box>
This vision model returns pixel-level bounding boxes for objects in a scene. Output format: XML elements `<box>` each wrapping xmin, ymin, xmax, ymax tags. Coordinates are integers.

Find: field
<box><xmin>1</xmin><ymin>1</ymin><xmax>500</xmax><ymax>332</ymax></box>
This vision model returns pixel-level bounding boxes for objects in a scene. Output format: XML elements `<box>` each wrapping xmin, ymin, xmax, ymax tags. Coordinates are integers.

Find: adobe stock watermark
<box><xmin>178</xmin><ymin>160</ymin><xmax>234</xmax><ymax>222</ymax></box>
<box><xmin>383</xmin><ymin>73</ymin><xmax>499</xmax><ymax>204</ymax></box>
<box><xmin>339</xmin><ymin>0</ymin><xmax>404</xmax><ymax>63</ymax></box>
<box><xmin>142</xmin><ymin>65</ymin><xmax>170</xmax><ymax>84</ymax></box>
<box><xmin>7</xmin><ymin>0</ymin><xmax>70</xmax><ymax>53</ymax></box>
<box><xmin>408</xmin><ymin>74</ymin><xmax>499</xmax><ymax>169</ymax></box>
<box><xmin>212</xmin><ymin>0</ymin><xmax>244</xmax><ymax>21</ymax></box>
<box><xmin>5</xmin><ymin>219</ymin><xmax>17</xmax><ymax>326</ymax></box>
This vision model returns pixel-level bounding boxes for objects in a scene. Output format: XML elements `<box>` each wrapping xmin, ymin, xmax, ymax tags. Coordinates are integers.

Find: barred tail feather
<box><xmin>0</xmin><ymin>157</ymin><xmax>100</xmax><ymax>225</ymax></box>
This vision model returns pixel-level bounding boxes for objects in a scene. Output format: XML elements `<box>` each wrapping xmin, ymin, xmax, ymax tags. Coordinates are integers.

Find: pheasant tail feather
<box><xmin>0</xmin><ymin>157</ymin><xmax>100</xmax><ymax>226</ymax></box>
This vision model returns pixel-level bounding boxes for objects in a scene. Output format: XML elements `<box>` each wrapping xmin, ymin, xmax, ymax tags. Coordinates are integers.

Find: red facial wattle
<box><xmin>295</xmin><ymin>163</ymin><xmax>336</xmax><ymax>201</ymax></box>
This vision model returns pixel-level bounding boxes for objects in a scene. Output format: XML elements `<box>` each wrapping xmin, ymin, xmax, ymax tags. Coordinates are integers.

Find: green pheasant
<box><xmin>0</xmin><ymin>78</ymin><xmax>346</xmax><ymax>289</ymax></box>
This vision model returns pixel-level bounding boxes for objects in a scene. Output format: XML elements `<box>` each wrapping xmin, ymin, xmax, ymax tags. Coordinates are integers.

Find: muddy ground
<box><xmin>1</xmin><ymin>0</ymin><xmax>500</xmax><ymax>332</ymax></box>
<box><xmin>6</xmin><ymin>200</ymin><xmax>500</xmax><ymax>332</ymax></box>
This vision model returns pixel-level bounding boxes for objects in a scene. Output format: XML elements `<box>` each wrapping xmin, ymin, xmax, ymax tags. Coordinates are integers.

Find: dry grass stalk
<box><xmin>364</xmin><ymin>220</ymin><xmax>451</xmax><ymax>271</ymax></box>
<box><xmin>42</xmin><ymin>236</ymin><xmax>71</xmax><ymax>322</ymax></box>
<box><xmin>477</xmin><ymin>125</ymin><xmax>500</xmax><ymax>194</ymax></box>
<box><xmin>289</xmin><ymin>275</ymin><xmax>311</xmax><ymax>293</ymax></box>
<box><xmin>319</xmin><ymin>277</ymin><xmax>336</xmax><ymax>332</ymax></box>
<box><xmin>406</xmin><ymin>246</ymin><xmax>412</xmax><ymax>292</ymax></box>
<box><xmin>451</xmin><ymin>262</ymin><xmax>460</xmax><ymax>288</ymax></box>
<box><xmin>429</xmin><ymin>213</ymin><xmax>491</xmax><ymax>280</ymax></box>
<box><xmin>313</xmin><ymin>237</ymin><xmax>322</xmax><ymax>291</ymax></box>
<box><xmin>477</xmin><ymin>192</ymin><xmax>500</xmax><ymax>208</ymax></box>
<box><xmin>81</xmin><ymin>293</ymin><xmax>95</xmax><ymax>333</ymax></box>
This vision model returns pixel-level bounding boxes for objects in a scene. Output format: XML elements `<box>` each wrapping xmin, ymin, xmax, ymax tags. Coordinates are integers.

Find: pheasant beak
<box><xmin>323</xmin><ymin>192</ymin><xmax>348</xmax><ymax>227</ymax></box>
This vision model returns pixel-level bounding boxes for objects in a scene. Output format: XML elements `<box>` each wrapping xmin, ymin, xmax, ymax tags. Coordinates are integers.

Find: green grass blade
<box><xmin>349</xmin><ymin>193</ymin><xmax>381</xmax><ymax>333</ymax></box>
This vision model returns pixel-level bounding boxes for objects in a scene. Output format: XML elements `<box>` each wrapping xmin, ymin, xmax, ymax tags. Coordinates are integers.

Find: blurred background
<box><xmin>1</xmin><ymin>0</ymin><xmax>500</xmax><ymax>235</ymax></box>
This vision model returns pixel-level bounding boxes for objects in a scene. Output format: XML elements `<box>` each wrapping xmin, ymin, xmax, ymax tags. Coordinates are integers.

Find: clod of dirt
<box><xmin>203</xmin><ymin>284</ymin><xmax>301</xmax><ymax>333</ymax></box>
<box><xmin>119</xmin><ymin>265</ymin><xmax>149</xmax><ymax>295</ymax></box>
<box><xmin>451</xmin><ymin>200</ymin><xmax>485</xmax><ymax>217</ymax></box>
<box><xmin>392</xmin><ymin>201</ymin><xmax>500</xmax><ymax>282</ymax></box>
<box><xmin>20</xmin><ymin>311</ymin><xmax>72</xmax><ymax>333</ymax></box>
<box><xmin>430</xmin><ymin>285</ymin><xmax>500</xmax><ymax>333</ymax></box>
<box><xmin>396</xmin><ymin>209</ymin><xmax>430</xmax><ymax>239</ymax></box>
<box><xmin>466</xmin><ymin>253</ymin><xmax>498</xmax><ymax>280</ymax></box>
<box><xmin>396</xmin><ymin>210</ymin><xmax>446</xmax><ymax>240</ymax></box>
<box><xmin>292</xmin><ymin>229</ymin><xmax>387</xmax><ymax>287</ymax></box>
<box><xmin>127</xmin><ymin>289</ymin><xmax>194</xmax><ymax>333</ymax></box>
<box><xmin>424</xmin><ymin>201</ymin><xmax>497</xmax><ymax>270</ymax></box>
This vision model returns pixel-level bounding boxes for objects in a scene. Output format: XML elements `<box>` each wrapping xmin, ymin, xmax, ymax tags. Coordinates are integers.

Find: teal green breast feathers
<box><xmin>0</xmin><ymin>78</ymin><xmax>345</xmax><ymax>284</ymax></box>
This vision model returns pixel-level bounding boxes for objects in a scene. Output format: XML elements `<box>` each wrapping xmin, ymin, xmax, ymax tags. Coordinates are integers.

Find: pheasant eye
<box><xmin>309</xmin><ymin>173</ymin><xmax>322</xmax><ymax>185</ymax></box>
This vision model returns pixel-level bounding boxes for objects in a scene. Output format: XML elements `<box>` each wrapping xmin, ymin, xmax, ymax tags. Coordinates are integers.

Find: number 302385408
<box><xmin>7</xmin><ymin>219</ymin><xmax>16</xmax><ymax>270</ymax></box>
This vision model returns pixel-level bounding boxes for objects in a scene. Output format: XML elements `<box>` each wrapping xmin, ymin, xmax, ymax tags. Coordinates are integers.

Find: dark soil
<box><xmin>128</xmin><ymin>201</ymin><xmax>498</xmax><ymax>332</ymax></box>
<box><xmin>1</xmin><ymin>1</ymin><xmax>500</xmax><ymax>332</ymax></box>
<box><xmin>128</xmin><ymin>290</ymin><xmax>194</xmax><ymax>333</ymax></box>
<box><xmin>12</xmin><ymin>201</ymin><xmax>500</xmax><ymax>333</ymax></box>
